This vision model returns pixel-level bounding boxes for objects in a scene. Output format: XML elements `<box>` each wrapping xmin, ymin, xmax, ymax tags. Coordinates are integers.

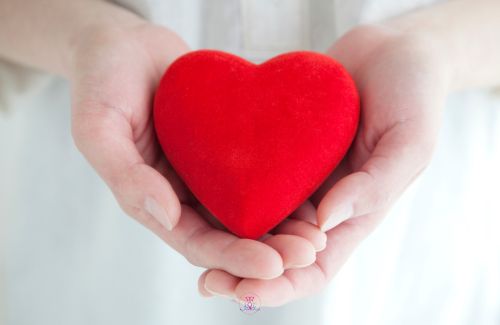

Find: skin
<box><xmin>1</xmin><ymin>0</ymin><xmax>500</xmax><ymax>307</ymax></box>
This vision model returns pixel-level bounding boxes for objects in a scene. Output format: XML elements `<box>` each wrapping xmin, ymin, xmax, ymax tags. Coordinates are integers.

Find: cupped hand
<box><xmin>199</xmin><ymin>24</ymin><xmax>451</xmax><ymax>306</ymax></box>
<box><xmin>69</xmin><ymin>21</ymin><xmax>326</xmax><ymax>281</ymax></box>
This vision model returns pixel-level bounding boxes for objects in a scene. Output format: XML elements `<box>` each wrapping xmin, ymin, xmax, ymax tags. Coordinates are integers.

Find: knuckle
<box><xmin>182</xmin><ymin>227</ymin><xmax>211</xmax><ymax>268</ymax></box>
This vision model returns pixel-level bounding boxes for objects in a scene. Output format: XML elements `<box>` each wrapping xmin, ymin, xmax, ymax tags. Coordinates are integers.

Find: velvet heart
<box><xmin>154</xmin><ymin>50</ymin><xmax>359</xmax><ymax>239</ymax></box>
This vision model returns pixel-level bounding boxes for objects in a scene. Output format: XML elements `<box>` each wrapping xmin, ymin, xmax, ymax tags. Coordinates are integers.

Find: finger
<box><xmin>141</xmin><ymin>205</ymin><xmax>284</xmax><ymax>279</ymax></box>
<box><xmin>232</xmin><ymin>265</ymin><xmax>325</xmax><ymax>307</ymax></box>
<box><xmin>198</xmin><ymin>270</ymin><xmax>214</xmax><ymax>297</ymax></box>
<box><xmin>72</xmin><ymin>106</ymin><xmax>182</xmax><ymax>230</ymax></box>
<box><xmin>310</xmin><ymin>159</ymin><xmax>351</xmax><ymax>207</ymax></box>
<box><xmin>155</xmin><ymin>155</ymin><xmax>193</xmax><ymax>204</ymax></box>
<box><xmin>201</xmin><ymin>213</ymin><xmax>381</xmax><ymax>306</ymax></box>
<box><xmin>262</xmin><ymin>234</ymin><xmax>316</xmax><ymax>269</ymax></box>
<box><xmin>201</xmin><ymin>269</ymin><xmax>239</xmax><ymax>299</ymax></box>
<box><xmin>272</xmin><ymin>218</ymin><xmax>327</xmax><ymax>252</ymax></box>
<box><xmin>314</xmin><ymin>213</ymin><xmax>382</xmax><ymax>281</ymax></box>
<box><xmin>318</xmin><ymin>122</ymin><xmax>434</xmax><ymax>232</ymax></box>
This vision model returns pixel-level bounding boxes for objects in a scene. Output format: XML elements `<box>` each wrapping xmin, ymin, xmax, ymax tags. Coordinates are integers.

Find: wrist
<box><xmin>64</xmin><ymin>4</ymin><xmax>146</xmax><ymax>79</ymax></box>
<box><xmin>377</xmin><ymin>25</ymin><xmax>454</xmax><ymax>94</ymax></box>
<box><xmin>333</xmin><ymin>23</ymin><xmax>453</xmax><ymax>96</ymax></box>
<box><xmin>379</xmin><ymin>18</ymin><xmax>458</xmax><ymax>92</ymax></box>
<box><xmin>67</xmin><ymin>21</ymin><xmax>190</xmax><ymax>83</ymax></box>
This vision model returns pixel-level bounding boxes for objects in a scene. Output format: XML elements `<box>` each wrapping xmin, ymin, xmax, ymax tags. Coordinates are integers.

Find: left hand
<box><xmin>198</xmin><ymin>24</ymin><xmax>451</xmax><ymax>306</ymax></box>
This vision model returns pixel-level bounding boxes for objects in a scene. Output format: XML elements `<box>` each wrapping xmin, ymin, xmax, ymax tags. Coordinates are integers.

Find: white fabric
<box><xmin>1</xmin><ymin>1</ymin><xmax>500</xmax><ymax>324</ymax></box>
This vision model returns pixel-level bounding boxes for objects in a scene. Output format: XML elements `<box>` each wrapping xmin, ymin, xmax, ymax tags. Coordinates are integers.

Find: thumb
<box><xmin>317</xmin><ymin>121</ymin><xmax>436</xmax><ymax>232</ymax></box>
<box><xmin>71</xmin><ymin>105</ymin><xmax>181</xmax><ymax>230</ymax></box>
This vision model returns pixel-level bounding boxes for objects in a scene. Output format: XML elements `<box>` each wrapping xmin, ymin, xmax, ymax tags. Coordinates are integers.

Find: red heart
<box><xmin>154</xmin><ymin>50</ymin><xmax>359</xmax><ymax>239</ymax></box>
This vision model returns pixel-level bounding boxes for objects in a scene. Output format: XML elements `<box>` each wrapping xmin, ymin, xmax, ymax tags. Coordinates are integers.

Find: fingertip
<box><xmin>307</xmin><ymin>230</ymin><xmax>327</xmax><ymax>253</ymax></box>
<box><xmin>315</xmin><ymin>232</ymin><xmax>328</xmax><ymax>252</ymax></box>
<box><xmin>122</xmin><ymin>163</ymin><xmax>181</xmax><ymax>230</ymax></box>
<box><xmin>162</xmin><ymin>191</ymin><xmax>182</xmax><ymax>230</ymax></box>
<box><xmin>146</xmin><ymin>168</ymin><xmax>182</xmax><ymax>230</ymax></box>
<box><xmin>198</xmin><ymin>270</ymin><xmax>214</xmax><ymax>297</ymax></box>
<box><xmin>274</xmin><ymin>218</ymin><xmax>327</xmax><ymax>252</ymax></box>
<box><xmin>317</xmin><ymin>172</ymin><xmax>365</xmax><ymax>232</ymax></box>
<box><xmin>319</xmin><ymin>203</ymin><xmax>353</xmax><ymax>233</ymax></box>
<box><xmin>223</xmin><ymin>239</ymin><xmax>284</xmax><ymax>279</ymax></box>
<box><xmin>235</xmin><ymin>277</ymin><xmax>293</xmax><ymax>307</ymax></box>
<box><xmin>144</xmin><ymin>196</ymin><xmax>174</xmax><ymax>230</ymax></box>
<box><xmin>264</xmin><ymin>235</ymin><xmax>316</xmax><ymax>269</ymax></box>
<box><xmin>203</xmin><ymin>269</ymin><xmax>239</xmax><ymax>299</ymax></box>
<box><xmin>260</xmin><ymin>245</ymin><xmax>285</xmax><ymax>279</ymax></box>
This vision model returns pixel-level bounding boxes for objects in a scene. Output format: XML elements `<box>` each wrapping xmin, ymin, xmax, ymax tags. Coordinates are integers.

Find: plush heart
<box><xmin>154</xmin><ymin>50</ymin><xmax>359</xmax><ymax>239</ymax></box>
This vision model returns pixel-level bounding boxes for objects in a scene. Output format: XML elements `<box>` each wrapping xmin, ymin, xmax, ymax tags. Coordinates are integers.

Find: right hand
<box><xmin>69</xmin><ymin>21</ymin><xmax>326</xmax><ymax>282</ymax></box>
<box><xmin>198</xmin><ymin>24</ymin><xmax>450</xmax><ymax>305</ymax></box>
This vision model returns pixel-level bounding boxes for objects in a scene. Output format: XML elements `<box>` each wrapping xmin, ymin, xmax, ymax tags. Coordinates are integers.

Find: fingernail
<box><xmin>320</xmin><ymin>204</ymin><xmax>353</xmax><ymax>232</ymax></box>
<box><xmin>288</xmin><ymin>262</ymin><xmax>315</xmax><ymax>269</ymax></box>
<box><xmin>204</xmin><ymin>284</ymin><xmax>235</xmax><ymax>300</ymax></box>
<box><xmin>144</xmin><ymin>196</ymin><xmax>173</xmax><ymax>231</ymax></box>
<box><xmin>316</xmin><ymin>240</ymin><xmax>327</xmax><ymax>252</ymax></box>
<box><xmin>199</xmin><ymin>290</ymin><xmax>214</xmax><ymax>298</ymax></box>
<box><xmin>286</xmin><ymin>254</ymin><xmax>316</xmax><ymax>269</ymax></box>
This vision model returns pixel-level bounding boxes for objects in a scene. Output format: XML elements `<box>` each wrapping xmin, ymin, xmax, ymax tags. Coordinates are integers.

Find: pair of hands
<box><xmin>70</xmin><ymin>22</ymin><xmax>449</xmax><ymax>306</ymax></box>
